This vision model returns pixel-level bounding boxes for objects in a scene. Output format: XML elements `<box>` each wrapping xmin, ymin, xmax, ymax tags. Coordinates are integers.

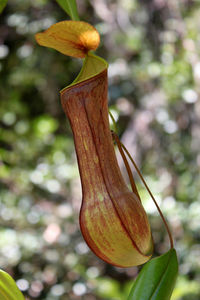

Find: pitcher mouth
<box><xmin>60</xmin><ymin>52</ymin><xmax>108</xmax><ymax>93</ymax></box>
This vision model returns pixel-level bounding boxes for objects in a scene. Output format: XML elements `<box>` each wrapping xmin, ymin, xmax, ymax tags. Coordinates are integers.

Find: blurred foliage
<box><xmin>0</xmin><ymin>0</ymin><xmax>200</xmax><ymax>299</ymax></box>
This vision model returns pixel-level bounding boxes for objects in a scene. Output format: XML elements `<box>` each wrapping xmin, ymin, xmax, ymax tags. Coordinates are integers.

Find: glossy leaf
<box><xmin>0</xmin><ymin>0</ymin><xmax>7</xmax><ymax>13</ymax></box>
<box><xmin>128</xmin><ymin>248</ymin><xmax>178</xmax><ymax>300</ymax></box>
<box><xmin>56</xmin><ymin>0</ymin><xmax>79</xmax><ymax>20</ymax></box>
<box><xmin>0</xmin><ymin>269</ymin><xmax>25</xmax><ymax>300</ymax></box>
<box><xmin>35</xmin><ymin>21</ymin><xmax>100</xmax><ymax>58</ymax></box>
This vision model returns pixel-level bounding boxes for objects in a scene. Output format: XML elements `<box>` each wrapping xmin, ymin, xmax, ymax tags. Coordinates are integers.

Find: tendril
<box><xmin>112</xmin><ymin>130</ymin><xmax>174</xmax><ymax>249</ymax></box>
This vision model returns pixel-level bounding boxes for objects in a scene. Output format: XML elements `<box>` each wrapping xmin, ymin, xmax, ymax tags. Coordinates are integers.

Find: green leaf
<box><xmin>56</xmin><ymin>0</ymin><xmax>79</xmax><ymax>20</ymax></box>
<box><xmin>128</xmin><ymin>248</ymin><xmax>178</xmax><ymax>300</ymax></box>
<box><xmin>73</xmin><ymin>53</ymin><xmax>108</xmax><ymax>84</ymax></box>
<box><xmin>61</xmin><ymin>52</ymin><xmax>108</xmax><ymax>91</ymax></box>
<box><xmin>0</xmin><ymin>0</ymin><xmax>8</xmax><ymax>13</ymax></box>
<box><xmin>0</xmin><ymin>269</ymin><xmax>25</xmax><ymax>300</ymax></box>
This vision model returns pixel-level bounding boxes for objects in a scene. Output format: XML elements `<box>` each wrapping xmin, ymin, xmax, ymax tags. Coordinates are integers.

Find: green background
<box><xmin>0</xmin><ymin>0</ymin><xmax>200</xmax><ymax>299</ymax></box>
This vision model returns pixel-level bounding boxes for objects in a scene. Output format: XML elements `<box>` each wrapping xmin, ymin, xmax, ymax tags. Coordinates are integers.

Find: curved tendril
<box><xmin>111</xmin><ymin>131</ymin><xmax>141</xmax><ymax>202</ymax></box>
<box><xmin>112</xmin><ymin>130</ymin><xmax>174</xmax><ymax>249</ymax></box>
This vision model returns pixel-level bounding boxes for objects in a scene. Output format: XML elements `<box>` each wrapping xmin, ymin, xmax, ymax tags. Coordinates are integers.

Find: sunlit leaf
<box><xmin>33</xmin><ymin>115</ymin><xmax>58</xmax><ymax>136</ymax></box>
<box><xmin>96</xmin><ymin>278</ymin><xmax>122</xmax><ymax>299</ymax></box>
<box><xmin>128</xmin><ymin>248</ymin><xmax>178</xmax><ymax>300</ymax></box>
<box><xmin>35</xmin><ymin>21</ymin><xmax>100</xmax><ymax>58</ymax></box>
<box><xmin>56</xmin><ymin>0</ymin><xmax>79</xmax><ymax>21</ymax></box>
<box><xmin>0</xmin><ymin>269</ymin><xmax>25</xmax><ymax>300</ymax></box>
<box><xmin>0</xmin><ymin>0</ymin><xmax>7</xmax><ymax>13</ymax></box>
<box><xmin>171</xmin><ymin>276</ymin><xmax>200</xmax><ymax>300</ymax></box>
